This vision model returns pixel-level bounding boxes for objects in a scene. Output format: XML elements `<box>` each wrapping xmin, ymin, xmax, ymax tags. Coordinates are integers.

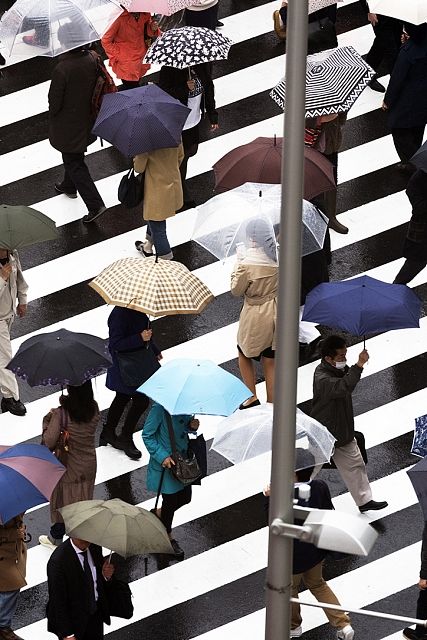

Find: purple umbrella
<box><xmin>0</xmin><ymin>443</ymin><xmax>65</xmax><ymax>523</ymax></box>
<box><xmin>92</xmin><ymin>84</ymin><xmax>190</xmax><ymax>157</ymax></box>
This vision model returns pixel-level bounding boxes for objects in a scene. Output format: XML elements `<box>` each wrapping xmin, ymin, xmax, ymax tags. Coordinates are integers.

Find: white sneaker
<box><xmin>337</xmin><ymin>624</ymin><xmax>355</xmax><ymax>640</ymax></box>
<box><xmin>39</xmin><ymin>534</ymin><xmax>60</xmax><ymax>549</ymax></box>
<box><xmin>290</xmin><ymin>626</ymin><xmax>302</xmax><ymax>638</ymax></box>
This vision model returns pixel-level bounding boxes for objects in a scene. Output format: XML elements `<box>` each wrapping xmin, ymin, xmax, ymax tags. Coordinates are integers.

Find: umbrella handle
<box><xmin>108</xmin><ymin>550</ymin><xmax>113</xmax><ymax>562</ymax></box>
<box><xmin>363</xmin><ymin>335</ymin><xmax>366</xmax><ymax>350</ymax></box>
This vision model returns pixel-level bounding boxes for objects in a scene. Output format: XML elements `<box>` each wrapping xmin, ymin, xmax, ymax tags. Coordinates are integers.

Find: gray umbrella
<box><xmin>0</xmin><ymin>204</ymin><xmax>58</xmax><ymax>250</ymax></box>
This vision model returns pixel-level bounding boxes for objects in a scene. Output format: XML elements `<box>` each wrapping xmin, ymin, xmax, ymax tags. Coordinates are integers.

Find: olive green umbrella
<box><xmin>0</xmin><ymin>204</ymin><xmax>58</xmax><ymax>250</ymax></box>
<box><xmin>59</xmin><ymin>498</ymin><xmax>173</xmax><ymax>558</ymax></box>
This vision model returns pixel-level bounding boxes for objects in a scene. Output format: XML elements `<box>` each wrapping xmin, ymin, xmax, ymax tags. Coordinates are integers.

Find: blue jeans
<box><xmin>146</xmin><ymin>220</ymin><xmax>171</xmax><ymax>257</ymax></box>
<box><xmin>0</xmin><ymin>590</ymin><xmax>19</xmax><ymax>628</ymax></box>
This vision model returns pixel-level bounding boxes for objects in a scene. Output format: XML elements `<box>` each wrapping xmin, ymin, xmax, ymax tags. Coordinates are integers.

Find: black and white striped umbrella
<box><xmin>270</xmin><ymin>46</ymin><xmax>375</xmax><ymax>117</ymax></box>
<box><xmin>143</xmin><ymin>26</ymin><xmax>233</xmax><ymax>69</ymax></box>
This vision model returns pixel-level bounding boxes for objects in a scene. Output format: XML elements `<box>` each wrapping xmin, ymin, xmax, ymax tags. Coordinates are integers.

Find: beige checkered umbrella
<box><xmin>89</xmin><ymin>256</ymin><xmax>214</xmax><ymax>316</ymax></box>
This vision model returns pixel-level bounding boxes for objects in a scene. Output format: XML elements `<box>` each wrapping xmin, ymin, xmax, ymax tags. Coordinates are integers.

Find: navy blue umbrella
<box><xmin>302</xmin><ymin>275</ymin><xmax>421</xmax><ymax>346</ymax></box>
<box><xmin>92</xmin><ymin>84</ymin><xmax>190</xmax><ymax>157</ymax></box>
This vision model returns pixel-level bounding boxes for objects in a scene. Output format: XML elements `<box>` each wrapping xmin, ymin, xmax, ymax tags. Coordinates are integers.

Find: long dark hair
<box><xmin>60</xmin><ymin>380</ymin><xmax>98</xmax><ymax>423</ymax></box>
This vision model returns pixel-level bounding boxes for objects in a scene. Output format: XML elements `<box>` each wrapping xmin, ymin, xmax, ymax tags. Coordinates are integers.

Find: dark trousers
<box><xmin>184</xmin><ymin>4</ymin><xmax>218</xmax><ymax>29</ymax></box>
<box><xmin>106</xmin><ymin>392</ymin><xmax>149</xmax><ymax>438</ymax></box>
<box><xmin>392</xmin><ymin>127</ymin><xmax>425</xmax><ymax>164</ymax></box>
<box><xmin>161</xmin><ymin>486</ymin><xmax>192</xmax><ymax>533</ymax></box>
<box><xmin>55</xmin><ymin>609</ymin><xmax>104</xmax><ymax>640</ymax></box>
<box><xmin>365</xmin><ymin>16</ymin><xmax>402</xmax><ymax>74</ymax></box>
<box><xmin>394</xmin><ymin>258</ymin><xmax>427</xmax><ymax>285</ymax></box>
<box><xmin>415</xmin><ymin>587</ymin><xmax>427</xmax><ymax>637</ymax></box>
<box><xmin>61</xmin><ymin>152</ymin><xmax>104</xmax><ymax>212</ymax></box>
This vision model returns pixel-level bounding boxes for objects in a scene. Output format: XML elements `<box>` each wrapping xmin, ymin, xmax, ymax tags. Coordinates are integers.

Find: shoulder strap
<box><xmin>165</xmin><ymin>411</ymin><xmax>178</xmax><ymax>456</ymax></box>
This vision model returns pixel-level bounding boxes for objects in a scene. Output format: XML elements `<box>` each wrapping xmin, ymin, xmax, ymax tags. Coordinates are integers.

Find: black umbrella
<box><xmin>7</xmin><ymin>328</ymin><xmax>112</xmax><ymax>387</ymax></box>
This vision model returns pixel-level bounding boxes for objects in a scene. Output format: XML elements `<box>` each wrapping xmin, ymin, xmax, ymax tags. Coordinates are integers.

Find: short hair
<box><xmin>320</xmin><ymin>335</ymin><xmax>346</xmax><ymax>359</ymax></box>
<box><xmin>295</xmin><ymin>466</ymin><xmax>314</xmax><ymax>483</ymax></box>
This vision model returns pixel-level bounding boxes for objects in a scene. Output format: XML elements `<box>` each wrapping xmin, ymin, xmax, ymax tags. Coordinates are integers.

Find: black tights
<box><xmin>161</xmin><ymin>486</ymin><xmax>192</xmax><ymax>533</ymax></box>
<box><xmin>394</xmin><ymin>258</ymin><xmax>427</xmax><ymax>285</ymax></box>
<box><xmin>105</xmin><ymin>392</ymin><xmax>149</xmax><ymax>439</ymax></box>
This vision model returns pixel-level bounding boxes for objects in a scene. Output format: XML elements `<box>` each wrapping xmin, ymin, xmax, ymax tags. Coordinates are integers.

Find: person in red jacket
<box><xmin>101</xmin><ymin>11</ymin><xmax>160</xmax><ymax>90</ymax></box>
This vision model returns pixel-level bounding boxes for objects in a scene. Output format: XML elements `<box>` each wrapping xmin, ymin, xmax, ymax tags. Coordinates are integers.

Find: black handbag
<box><xmin>116</xmin><ymin>341</ymin><xmax>160</xmax><ymax>388</ymax></box>
<box><xmin>118</xmin><ymin>168</ymin><xmax>145</xmax><ymax>209</ymax></box>
<box><xmin>166</xmin><ymin>412</ymin><xmax>202</xmax><ymax>486</ymax></box>
<box><xmin>105</xmin><ymin>578</ymin><xmax>133</xmax><ymax>619</ymax></box>
<box><xmin>188</xmin><ymin>434</ymin><xmax>207</xmax><ymax>485</ymax></box>
<box><xmin>307</xmin><ymin>17</ymin><xmax>338</xmax><ymax>54</ymax></box>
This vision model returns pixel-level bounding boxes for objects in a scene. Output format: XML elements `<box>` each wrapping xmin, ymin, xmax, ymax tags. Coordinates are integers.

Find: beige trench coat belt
<box><xmin>244</xmin><ymin>292</ymin><xmax>277</xmax><ymax>306</ymax></box>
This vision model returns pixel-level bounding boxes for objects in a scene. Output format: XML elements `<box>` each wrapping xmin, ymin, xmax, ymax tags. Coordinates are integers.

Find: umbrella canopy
<box><xmin>92</xmin><ymin>85</ymin><xmax>190</xmax><ymax>157</ymax></box>
<box><xmin>6</xmin><ymin>328</ymin><xmax>112</xmax><ymax>386</ymax></box>
<box><xmin>213</xmin><ymin>137</ymin><xmax>336</xmax><ymax>201</ymax></box>
<box><xmin>60</xmin><ymin>498</ymin><xmax>173</xmax><ymax>557</ymax></box>
<box><xmin>0</xmin><ymin>0</ymin><xmax>123</xmax><ymax>61</ymax></box>
<box><xmin>138</xmin><ymin>358</ymin><xmax>252</xmax><ymax>415</ymax></box>
<box><xmin>411</xmin><ymin>142</ymin><xmax>427</xmax><ymax>172</ymax></box>
<box><xmin>89</xmin><ymin>256</ymin><xmax>214</xmax><ymax>316</ymax></box>
<box><xmin>367</xmin><ymin>0</ymin><xmax>427</xmax><ymax>25</ymax></box>
<box><xmin>0</xmin><ymin>204</ymin><xmax>58</xmax><ymax>250</ymax></box>
<box><xmin>211</xmin><ymin>404</ymin><xmax>336</xmax><ymax>468</ymax></box>
<box><xmin>192</xmin><ymin>182</ymin><xmax>328</xmax><ymax>261</ymax></box>
<box><xmin>407</xmin><ymin>458</ymin><xmax>427</xmax><ymax>520</ymax></box>
<box><xmin>123</xmin><ymin>0</ymin><xmax>199</xmax><ymax>15</ymax></box>
<box><xmin>302</xmin><ymin>275</ymin><xmax>422</xmax><ymax>336</ymax></box>
<box><xmin>270</xmin><ymin>46</ymin><xmax>375</xmax><ymax>117</ymax></box>
<box><xmin>144</xmin><ymin>26</ymin><xmax>233</xmax><ymax>69</ymax></box>
<box><xmin>0</xmin><ymin>443</ymin><xmax>65</xmax><ymax>523</ymax></box>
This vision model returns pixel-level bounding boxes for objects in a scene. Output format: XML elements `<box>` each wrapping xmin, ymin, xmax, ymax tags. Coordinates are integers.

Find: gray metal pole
<box><xmin>265</xmin><ymin>0</ymin><xmax>308</xmax><ymax>638</ymax></box>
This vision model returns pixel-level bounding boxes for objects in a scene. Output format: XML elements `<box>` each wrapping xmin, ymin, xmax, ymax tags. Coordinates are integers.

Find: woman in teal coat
<box><xmin>142</xmin><ymin>402</ymin><xmax>199</xmax><ymax>558</ymax></box>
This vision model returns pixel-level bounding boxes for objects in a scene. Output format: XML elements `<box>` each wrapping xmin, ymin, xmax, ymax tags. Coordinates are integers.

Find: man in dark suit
<box><xmin>46</xmin><ymin>538</ymin><xmax>114</xmax><ymax>640</ymax></box>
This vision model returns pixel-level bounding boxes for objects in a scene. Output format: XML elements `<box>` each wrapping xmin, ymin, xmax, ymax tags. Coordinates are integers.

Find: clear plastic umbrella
<box><xmin>211</xmin><ymin>404</ymin><xmax>336</xmax><ymax>470</ymax></box>
<box><xmin>192</xmin><ymin>182</ymin><xmax>328</xmax><ymax>262</ymax></box>
<box><xmin>0</xmin><ymin>0</ymin><xmax>123</xmax><ymax>61</ymax></box>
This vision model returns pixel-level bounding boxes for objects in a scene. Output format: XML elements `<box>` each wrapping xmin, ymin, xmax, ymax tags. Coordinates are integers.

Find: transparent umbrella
<box><xmin>192</xmin><ymin>182</ymin><xmax>328</xmax><ymax>262</ymax></box>
<box><xmin>0</xmin><ymin>0</ymin><xmax>123</xmax><ymax>61</ymax></box>
<box><xmin>367</xmin><ymin>0</ymin><xmax>427</xmax><ymax>24</ymax></box>
<box><xmin>211</xmin><ymin>404</ymin><xmax>336</xmax><ymax>471</ymax></box>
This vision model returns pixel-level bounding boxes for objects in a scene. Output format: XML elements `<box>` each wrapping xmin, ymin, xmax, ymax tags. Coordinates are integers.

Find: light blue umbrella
<box><xmin>138</xmin><ymin>358</ymin><xmax>252</xmax><ymax>416</ymax></box>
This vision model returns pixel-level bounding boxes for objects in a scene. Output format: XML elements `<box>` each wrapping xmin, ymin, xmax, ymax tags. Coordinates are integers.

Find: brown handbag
<box><xmin>42</xmin><ymin>407</ymin><xmax>69</xmax><ymax>465</ymax></box>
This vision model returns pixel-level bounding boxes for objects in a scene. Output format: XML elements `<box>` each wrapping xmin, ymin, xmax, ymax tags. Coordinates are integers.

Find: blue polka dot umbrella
<box><xmin>144</xmin><ymin>26</ymin><xmax>233</xmax><ymax>69</ymax></box>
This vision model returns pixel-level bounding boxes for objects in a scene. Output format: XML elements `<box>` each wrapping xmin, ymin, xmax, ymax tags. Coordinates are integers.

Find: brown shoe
<box><xmin>273</xmin><ymin>10</ymin><xmax>286</xmax><ymax>41</ymax></box>
<box><xmin>328</xmin><ymin>216</ymin><xmax>348</xmax><ymax>234</ymax></box>
<box><xmin>0</xmin><ymin>628</ymin><xmax>25</xmax><ymax>640</ymax></box>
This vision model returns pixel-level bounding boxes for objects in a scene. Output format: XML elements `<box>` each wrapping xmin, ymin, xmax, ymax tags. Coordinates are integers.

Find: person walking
<box><xmin>158</xmin><ymin>63</ymin><xmax>219</xmax><ymax>210</ymax></box>
<box><xmin>383</xmin><ymin>23</ymin><xmax>427</xmax><ymax>172</ymax></box>
<box><xmin>48</xmin><ymin>23</ymin><xmax>107</xmax><ymax>224</ymax></box>
<box><xmin>230</xmin><ymin>218</ymin><xmax>278</xmax><ymax>407</ymax></box>
<box><xmin>46</xmin><ymin>538</ymin><xmax>114</xmax><ymax>640</ymax></box>
<box><xmin>402</xmin><ymin>522</ymin><xmax>427</xmax><ymax>639</ymax></box>
<box><xmin>273</xmin><ymin>1</ymin><xmax>338</xmax><ymax>52</ymax></box>
<box><xmin>0</xmin><ymin>514</ymin><xmax>27</xmax><ymax>640</ymax></box>
<box><xmin>358</xmin><ymin>1</ymin><xmax>402</xmax><ymax>93</ymax></box>
<box><xmin>100</xmin><ymin>306</ymin><xmax>161</xmax><ymax>460</ymax></box>
<box><xmin>101</xmin><ymin>11</ymin><xmax>160</xmax><ymax>90</ymax></box>
<box><xmin>311</xmin><ymin>335</ymin><xmax>388</xmax><ymax>513</ymax></box>
<box><xmin>39</xmin><ymin>381</ymin><xmax>99</xmax><ymax>548</ymax></box>
<box><xmin>142</xmin><ymin>402</ymin><xmax>200</xmax><ymax>559</ymax></box>
<box><xmin>133</xmin><ymin>144</ymin><xmax>184</xmax><ymax>259</ymax></box>
<box><xmin>0</xmin><ymin>249</ymin><xmax>27</xmax><ymax>417</ymax></box>
<box><xmin>394</xmin><ymin>169</ymin><xmax>427</xmax><ymax>284</ymax></box>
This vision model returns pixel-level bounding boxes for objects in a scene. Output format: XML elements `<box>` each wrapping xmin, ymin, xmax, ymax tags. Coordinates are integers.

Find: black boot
<box><xmin>99</xmin><ymin>423</ymin><xmax>118</xmax><ymax>447</ymax></box>
<box><xmin>115</xmin><ymin>435</ymin><xmax>142</xmax><ymax>460</ymax></box>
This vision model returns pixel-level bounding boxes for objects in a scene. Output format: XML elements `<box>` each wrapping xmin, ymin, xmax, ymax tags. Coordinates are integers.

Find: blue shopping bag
<box><xmin>412</xmin><ymin>414</ymin><xmax>427</xmax><ymax>457</ymax></box>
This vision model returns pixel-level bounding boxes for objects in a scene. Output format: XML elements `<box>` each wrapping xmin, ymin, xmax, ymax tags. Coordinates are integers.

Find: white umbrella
<box><xmin>368</xmin><ymin>0</ymin><xmax>427</xmax><ymax>25</ymax></box>
<box><xmin>211</xmin><ymin>404</ymin><xmax>336</xmax><ymax>469</ymax></box>
<box><xmin>0</xmin><ymin>0</ymin><xmax>123</xmax><ymax>61</ymax></box>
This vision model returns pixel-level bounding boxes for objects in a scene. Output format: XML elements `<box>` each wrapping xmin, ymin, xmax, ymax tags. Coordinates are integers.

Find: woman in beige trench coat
<box><xmin>39</xmin><ymin>380</ymin><xmax>99</xmax><ymax>548</ymax></box>
<box><xmin>134</xmin><ymin>144</ymin><xmax>184</xmax><ymax>260</ymax></box>
<box><xmin>0</xmin><ymin>513</ymin><xmax>27</xmax><ymax>639</ymax></box>
<box><xmin>231</xmin><ymin>219</ymin><xmax>278</xmax><ymax>407</ymax></box>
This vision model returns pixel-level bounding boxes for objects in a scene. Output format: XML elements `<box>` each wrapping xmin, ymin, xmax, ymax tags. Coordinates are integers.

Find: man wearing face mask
<box><xmin>0</xmin><ymin>249</ymin><xmax>27</xmax><ymax>416</ymax></box>
<box><xmin>311</xmin><ymin>335</ymin><xmax>387</xmax><ymax>513</ymax></box>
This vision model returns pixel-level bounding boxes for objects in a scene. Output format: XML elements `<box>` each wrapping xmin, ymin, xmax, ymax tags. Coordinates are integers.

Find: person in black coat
<box><xmin>394</xmin><ymin>169</ymin><xmax>427</xmax><ymax>284</ymax></box>
<box><xmin>46</xmin><ymin>538</ymin><xmax>114</xmax><ymax>640</ymax></box>
<box><xmin>402</xmin><ymin>522</ymin><xmax>427</xmax><ymax>639</ymax></box>
<box><xmin>383</xmin><ymin>23</ymin><xmax>427</xmax><ymax>171</ymax></box>
<box><xmin>274</xmin><ymin>2</ymin><xmax>337</xmax><ymax>52</ymax></box>
<box><xmin>158</xmin><ymin>63</ymin><xmax>219</xmax><ymax>210</ymax></box>
<box><xmin>48</xmin><ymin>22</ymin><xmax>106</xmax><ymax>224</ymax></box>
<box><xmin>100</xmin><ymin>307</ymin><xmax>161</xmax><ymax>461</ymax></box>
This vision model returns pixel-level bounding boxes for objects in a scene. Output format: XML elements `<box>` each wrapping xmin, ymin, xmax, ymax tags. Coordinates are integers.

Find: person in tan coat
<box><xmin>39</xmin><ymin>380</ymin><xmax>99</xmax><ymax>548</ymax></box>
<box><xmin>231</xmin><ymin>218</ymin><xmax>278</xmax><ymax>407</ymax></box>
<box><xmin>134</xmin><ymin>144</ymin><xmax>184</xmax><ymax>260</ymax></box>
<box><xmin>0</xmin><ymin>513</ymin><xmax>27</xmax><ymax>640</ymax></box>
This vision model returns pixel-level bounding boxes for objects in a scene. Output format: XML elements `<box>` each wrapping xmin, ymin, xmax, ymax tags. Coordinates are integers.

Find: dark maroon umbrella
<box><xmin>213</xmin><ymin>137</ymin><xmax>336</xmax><ymax>201</ymax></box>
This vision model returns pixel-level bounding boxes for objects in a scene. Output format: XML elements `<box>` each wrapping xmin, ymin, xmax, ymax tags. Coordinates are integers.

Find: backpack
<box><xmin>89</xmin><ymin>50</ymin><xmax>117</xmax><ymax>119</ymax></box>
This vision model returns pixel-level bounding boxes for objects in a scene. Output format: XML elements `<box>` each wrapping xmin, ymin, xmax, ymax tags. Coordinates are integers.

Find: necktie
<box><xmin>81</xmin><ymin>550</ymin><xmax>97</xmax><ymax>614</ymax></box>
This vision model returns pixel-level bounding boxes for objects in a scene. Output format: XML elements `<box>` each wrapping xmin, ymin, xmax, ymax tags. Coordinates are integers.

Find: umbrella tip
<box><xmin>56</xmin><ymin>336</ymin><xmax>60</xmax><ymax>340</ymax></box>
<box><xmin>259</xmin><ymin>190</ymin><xmax>262</xmax><ymax>198</ymax></box>
<box><xmin>274</xmin><ymin>134</ymin><xmax>276</xmax><ymax>146</ymax></box>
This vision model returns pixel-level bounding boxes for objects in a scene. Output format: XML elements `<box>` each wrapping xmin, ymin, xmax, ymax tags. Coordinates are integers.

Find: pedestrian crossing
<box><xmin>1</xmin><ymin>1</ymin><xmax>426</xmax><ymax>638</ymax></box>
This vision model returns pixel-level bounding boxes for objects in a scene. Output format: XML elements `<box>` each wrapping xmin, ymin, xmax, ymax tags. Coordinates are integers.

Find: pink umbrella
<box><xmin>124</xmin><ymin>0</ymin><xmax>200</xmax><ymax>15</ymax></box>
